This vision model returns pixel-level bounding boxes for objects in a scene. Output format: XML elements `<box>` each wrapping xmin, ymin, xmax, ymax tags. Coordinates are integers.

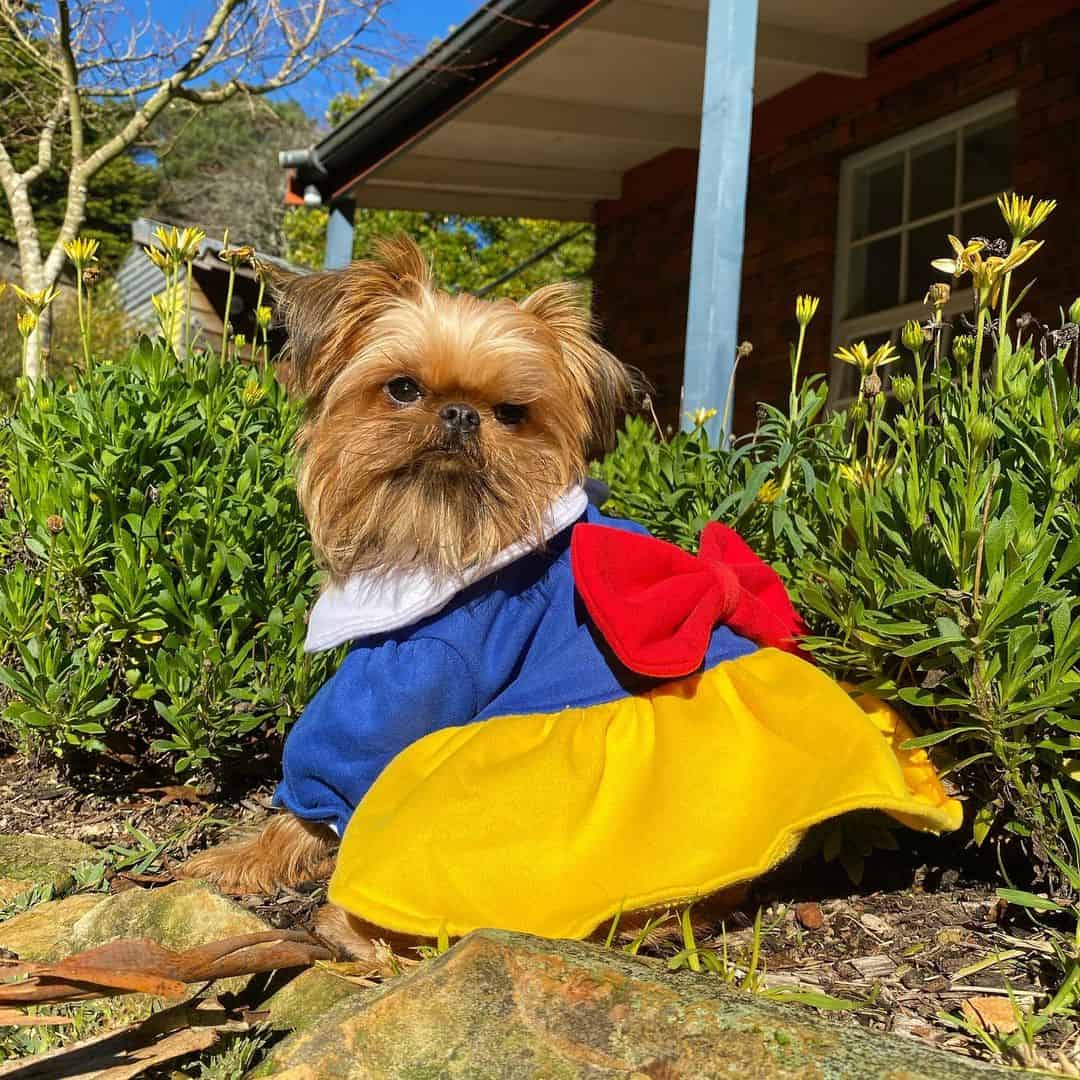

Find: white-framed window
<box><xmin>830</xmin><ymin>92</ymin><xmax>1017</xmax><ymax>402</ymax></box>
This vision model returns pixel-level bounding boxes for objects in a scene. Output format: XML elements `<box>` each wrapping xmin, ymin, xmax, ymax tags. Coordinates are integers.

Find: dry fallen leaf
<box><xmin>0</xmin><ymin>930</ymin><xmax>332</xmax><ymax>1009</ymax></box>
<box><xmin>962</xmin><ymin>995</ymin><xmax>1020</xmax><ymax>1034</ymax></box>
<box><xmin>137</xmin><ymin>784</ymin><xmax>204</xmax><ymax>806</ymax></box>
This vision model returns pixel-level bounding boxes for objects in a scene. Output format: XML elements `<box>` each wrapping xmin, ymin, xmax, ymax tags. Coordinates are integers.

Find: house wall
<box><xmin>592</xmin><ymin>0</ymin><xmax>1080</xmax><ymax>434</ymax></box>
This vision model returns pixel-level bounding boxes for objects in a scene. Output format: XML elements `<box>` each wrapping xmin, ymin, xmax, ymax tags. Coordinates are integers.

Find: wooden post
<box><xmin>323</xmin><ymin>198</ymin><xmax>356</xmax><ymax>271</ymax></box>
<box><xmin>682</xmin><ymin>0</ymin><xmax>758</xmax><ymax>442</ymax></box>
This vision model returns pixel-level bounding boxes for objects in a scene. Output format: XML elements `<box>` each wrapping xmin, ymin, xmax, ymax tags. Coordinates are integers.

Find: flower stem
<box><xmin>789</xmin><ymin>324</ymin><xmax>806</xmax><ymax>420</ymax></box>
<box><xmin>970</xmin><ymin>298</ymin><xmax>988</xmax><ymax>420</ymax></box>
<box><xmin>221</xmin><ymin>263</ymin><xmax>237</xmax><ymax>361</ymax></box>
<box><xmin>184</xmin><ymin>259</ymin><xmax>194</xmax><ymax>361</ymax></box>
<box><xmin>719</xmin><ymin>354</ymin><xmax>741</xmax><ymax>449</ymax></box>
<box><xmin>994</xmin><ymin>239</ymin><xmax>1019</xmax><ymax>396</ymax></box>
<box><xmin>75</xmin><ymin>271</ymin><xmax>90</xmax><ymax>372</ymax></box>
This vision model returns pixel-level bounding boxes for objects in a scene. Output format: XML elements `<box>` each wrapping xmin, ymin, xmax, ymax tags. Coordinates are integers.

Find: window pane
<box><xmin>853</xmin><ymin>153</ymin><xmax>904</xmax><ymax>239</ymax></box>
<box><xmin>963</xmin><ymin>114</ymin><xmax>1015</xmax><ymax>203</ymax></box>
<box><xmin>905</xmin><ymin>215</ymin><xmax>954</xmax><ymax>304</ymax></box>
<box><xmin>962</xmin><ymin>201</ymin><xmax>1006</xmax><ymax>246</ymax></box>
<box><xmin>847</xmin><ymin>234</ymin><xmax>900</xmax><ymax>318</ymax></box>
<box><xmin>910</xmin><ymin>133</ymin><xmax>956</xmax><ymax>221</ymax></box>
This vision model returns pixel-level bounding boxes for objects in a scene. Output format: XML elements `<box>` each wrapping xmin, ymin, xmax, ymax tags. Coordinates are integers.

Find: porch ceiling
<box><xmin>332</xmin><ymin>0</ymin><xmax>948</xmax><ymax>221</ymax></box>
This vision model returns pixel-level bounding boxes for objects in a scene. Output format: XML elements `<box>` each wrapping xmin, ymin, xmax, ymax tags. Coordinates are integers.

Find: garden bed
<box><xmin>0</xmin><ymin>754</ymin><xmax>1071</xmax><ymax>1074</ymax></box>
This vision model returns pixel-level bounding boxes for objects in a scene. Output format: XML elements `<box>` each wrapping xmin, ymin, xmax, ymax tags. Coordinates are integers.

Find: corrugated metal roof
<box><xmin>115</xmin><ymin>247</ymin><xmax>166</xmax><ymax>328</ymax></box>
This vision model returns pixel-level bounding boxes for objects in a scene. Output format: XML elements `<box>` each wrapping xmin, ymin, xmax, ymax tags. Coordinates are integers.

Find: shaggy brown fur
<box><xmin>277</xmin><ymin>235</ymin><xmax>636</xmax><ymax>583</ymax></box>
<box><xmin>182</xmin><ymin>236</ymin><xmax>640</xmax><ymax>915</ymax></box>
<box><xmin>180</xmin><ymin>814</ymin><xmax>337</xmax><ymax>895</ymax></box>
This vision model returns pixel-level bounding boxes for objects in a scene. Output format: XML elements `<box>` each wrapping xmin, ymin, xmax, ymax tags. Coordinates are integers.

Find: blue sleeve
<box><xmin>273</xmin><ymin>636</ymin><xmax>476</xmax><ymax>835</ymax></box>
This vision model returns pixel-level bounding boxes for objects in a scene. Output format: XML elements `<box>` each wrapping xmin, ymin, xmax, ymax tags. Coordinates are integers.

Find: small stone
<box><xmin>795</xmin><ymin>902</ymin><xmax>824</xmax><ymax>930</ymax></box>
<box><xmin>0</xmin><ymin>893</ymin><xmax>105</xmax><ymax>961</ymax></box>
<box><xmin>70</xmin><ymin>881</ymin><xmax>271</xmax><ymax>995</ymax></box>
<box><xmin>0</xmin><ymin>834</ymin><xmax>100</xmax><ymax>902</ymax></box>
<box><xmin>962</xmin><ymin>996</ymin><xmax>1019</xmax><ymax>1034</ymax></box>
<box><xmin>71</xmin><ymin>880</ymin><xmax>267</xmax><ymax>952</ymax></box>
<box><xmin>900</xmin><ymin>969</ymin><xmax>922</xmax><ymax>990</ymax></box>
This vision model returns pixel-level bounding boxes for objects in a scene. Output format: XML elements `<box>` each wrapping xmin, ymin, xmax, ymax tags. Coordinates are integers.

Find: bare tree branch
<box><xmin>0</xmin><ymin>0</ymin><xmax>392</xmax><ymax>379</ymax></box>
<box><xmin>21</xmin><ymin>89</ymin><xmax>68</xmax><ymax>187</ymax></box>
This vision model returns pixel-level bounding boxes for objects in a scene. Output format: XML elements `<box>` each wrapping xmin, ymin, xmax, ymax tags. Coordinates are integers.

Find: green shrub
<box><xmin>598</xmin><ymin>197</ymin><xmax>1080</xmax><ymax>882</ymax></box>
<box><xmin>0</xmin><ymin>342</ymin><xmax>333</xmax><ymax>772</ymax></box>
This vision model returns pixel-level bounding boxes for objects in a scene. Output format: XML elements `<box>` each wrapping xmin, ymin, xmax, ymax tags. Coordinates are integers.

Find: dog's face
<box><xmin>273</xmin><ymin>237</ymin><xmax>635</xmax><ymax>581</ymax></box>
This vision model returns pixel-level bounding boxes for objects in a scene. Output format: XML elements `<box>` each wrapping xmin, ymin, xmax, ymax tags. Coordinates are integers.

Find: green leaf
<box><xmin>900</xmin><ymin>726</ymin><xmax>983</xmax><ymax>749</ymax></box>
<box><xmin>995</xmin><ymin>888</ymin><xmax>1062</xmax><ymax>912</ymax></box>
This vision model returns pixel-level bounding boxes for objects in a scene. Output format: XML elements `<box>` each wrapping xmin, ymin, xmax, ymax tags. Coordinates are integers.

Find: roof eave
<box><xmin>286</xmin><ymin>0</ymin><xmax>610</xmax><ymax>204</ymax></box>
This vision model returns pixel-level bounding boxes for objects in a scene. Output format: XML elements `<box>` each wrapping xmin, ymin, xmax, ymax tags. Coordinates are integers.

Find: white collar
<box><xmin>304</xmin><ymin>484</ymin><xmax>589</xmax><ymax>653</ymax></box>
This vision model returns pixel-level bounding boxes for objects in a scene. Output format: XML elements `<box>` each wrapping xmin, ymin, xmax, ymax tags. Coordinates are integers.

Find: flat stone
<box><xmin>0</xmin><ymin>834</ymin><xmax>100</xmax><ymax>901</ymax></box>
<box><xmin>260</xmin><ymin>929</ymin><xmax>1029</xmax><ymax>1079</ymax></box>
<box><xmin>68</xmin><ymin>880</ymin><xmax>267</xmax><ymax>955</ymax></box>
<box><xmin>264</xmin><ymin>968</ymin><xmax>371</xmax><ymax>1032</ymax></box>
<box><xmin>69</xmin><ymin>880</ymin><xmax>270</xmax><ymax>996</ymax></box>
<box><xmin>0</xmin><ymin>893</ymin><xmax>105</xmax><ymax>960</ymax></box>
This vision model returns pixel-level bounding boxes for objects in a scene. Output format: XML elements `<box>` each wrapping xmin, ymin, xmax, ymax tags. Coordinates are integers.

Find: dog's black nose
<box><xmin>440</xmin><ymin>402</ymin><xmax>480</xmax><ymax>436</ymax></box>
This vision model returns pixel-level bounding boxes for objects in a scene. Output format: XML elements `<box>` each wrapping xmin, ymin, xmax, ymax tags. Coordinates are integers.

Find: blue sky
<box><xmin>129</xmin><ymin>0</ymin><xmax>481</xmax><ymax>121</ymax></box>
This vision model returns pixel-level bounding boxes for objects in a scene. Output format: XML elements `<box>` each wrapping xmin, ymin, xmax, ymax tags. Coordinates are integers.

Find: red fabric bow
<box><xmin>571</xmin><ymin>522</ymin><xmax>806</xmax><ymax>679</ymax></box>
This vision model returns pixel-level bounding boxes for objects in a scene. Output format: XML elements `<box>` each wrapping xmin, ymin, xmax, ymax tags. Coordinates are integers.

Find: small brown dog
<box><xmin>181</xmin><ymin>236</ymin><xmax>640</xmax><ymax>950</ymax></box>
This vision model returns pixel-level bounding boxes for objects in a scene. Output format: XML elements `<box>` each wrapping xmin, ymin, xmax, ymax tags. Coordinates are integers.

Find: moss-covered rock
<box><xmin>68</xmin><ymin>880</ymin><xmax>267</xmax><ymax>953</ymax></box>
<box><xmin>68</xmin><ymin>880</ymin><xmax>270</xmax><ymax>996</ymax></box>
<box><xmin>0</xmin><ymin>833</ymin><xmax>100</xmax><ymax>903</ymax></box>
<box><xmin>0</xmin><ymin>893</ymin><xmax>105</xmax><ymax>960</ymax></box>
<box><xmin>260</xmin><ymin>929</ymin><xmax>1043</xmax><ymax>1079</ymax></box>
<box><xmin>263</xmin><ymin>968</ymin><xmax>372</xmax><ymax>1032</ymax></box>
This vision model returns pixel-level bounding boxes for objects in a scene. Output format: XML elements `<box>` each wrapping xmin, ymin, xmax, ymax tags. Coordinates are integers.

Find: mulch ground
<box><xmin>1</xmin><ymin>752</ymin><xmax>1076</xmax><ymax>1074</ymax></box>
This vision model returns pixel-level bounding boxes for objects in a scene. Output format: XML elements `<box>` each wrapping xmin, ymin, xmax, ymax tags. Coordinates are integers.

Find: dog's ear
<box><xmin>269</xmin><ymin>235</ymin><xmax>431</xmax><ymax>404</ymax></box>
<box><xmin>520</xmin><ymin>282</ymin><xmax>638</xmax><ymax>456</ymax></box>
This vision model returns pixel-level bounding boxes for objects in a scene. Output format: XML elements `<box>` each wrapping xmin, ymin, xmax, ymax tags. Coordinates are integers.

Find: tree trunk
<box><xmin>24</xmin><ymin>304</ymin><xmax>51</xmax><ymax>384</ymax></box>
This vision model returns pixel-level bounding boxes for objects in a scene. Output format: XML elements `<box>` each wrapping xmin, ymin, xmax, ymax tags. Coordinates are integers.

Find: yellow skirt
<box><xmin>329</xmin><ymin>648</ymin><xmax>961</xmax><ymax>939</ymax></box>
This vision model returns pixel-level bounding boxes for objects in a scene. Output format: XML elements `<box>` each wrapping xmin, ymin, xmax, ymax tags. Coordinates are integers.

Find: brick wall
<box><xmin>592</xmin><ymin>1</ymin><xmax>1080</xmax><ymax>434</ymax></box>
<box><xmin>591</xmin><ymin>150</ymin><xmax>698</xmax><ymax>432</ymax></box>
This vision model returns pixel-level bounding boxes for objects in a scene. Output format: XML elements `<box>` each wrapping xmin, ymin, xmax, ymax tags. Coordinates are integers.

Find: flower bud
<box><xmin>952</xmin><ymin>335</ymin><xmax>975</xmax><ymax>367</ymax></box>
<box><xmin>756</xmin><ymin>479</ymin><xmax>781</xmax><ymax>505</ymax></box>
<box><xmin>891</xmin><ymin>374</ymin><xmax>915</xmax><ymax>406</ymax></box>
<box><xmin>971</xmin><ymin>413</ymin><xmax>995</xmax><ymax>453</ymax></box>
<box><xmin>849</xmin><ymin>399</ymin><xmax>868</xmax><ymax>425</ymax></box>
<box><xmin>924</xmin><ymin>282</ymin><xmax>951</xmax><ymax>309</ymax></box>
<box><xmin>241</xmin><ymin>379</ymin><xmax>266</xmax><ymax>407</ymax></box>
<box><xmin>795</xmin><ymin>295</ymin><xmax>820</xmax><ymax>328</ymax></box>
<box><xmin>1064</xmin><ymin>423</ymin><xmax>1080</xmax><ymax>457</ymax></box>
<box><xmin>901</xmin><ymin>321</ymin><xmax>924</xmax><ymax>354</ymax></box>
<box><xmin>1016</xmin><ymin>527</ymin><xmax>1038</xmax><ymax>556</ymax></box>
<box><xmin>1069</xmin><ymin>298</ymin><xmax>1080</xmax><ymax>326</ymax></box>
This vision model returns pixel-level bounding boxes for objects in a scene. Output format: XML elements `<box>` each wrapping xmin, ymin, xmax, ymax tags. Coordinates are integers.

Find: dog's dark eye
<box><xmin>386</xmin><ymin>377</ymin><xmax>423</xmax><ymax>404</ymax></box>
<box><xmin>493</xmin><ymin>403</ymin><xmax>528</xmax><ymax>426</ymax></box>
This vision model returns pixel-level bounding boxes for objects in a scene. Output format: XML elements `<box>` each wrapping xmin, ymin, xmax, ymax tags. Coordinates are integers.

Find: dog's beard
<box><xmin>301</xmin><ymin>438</ymin><xmax>572</xmax><ymax>583</ymax></box>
